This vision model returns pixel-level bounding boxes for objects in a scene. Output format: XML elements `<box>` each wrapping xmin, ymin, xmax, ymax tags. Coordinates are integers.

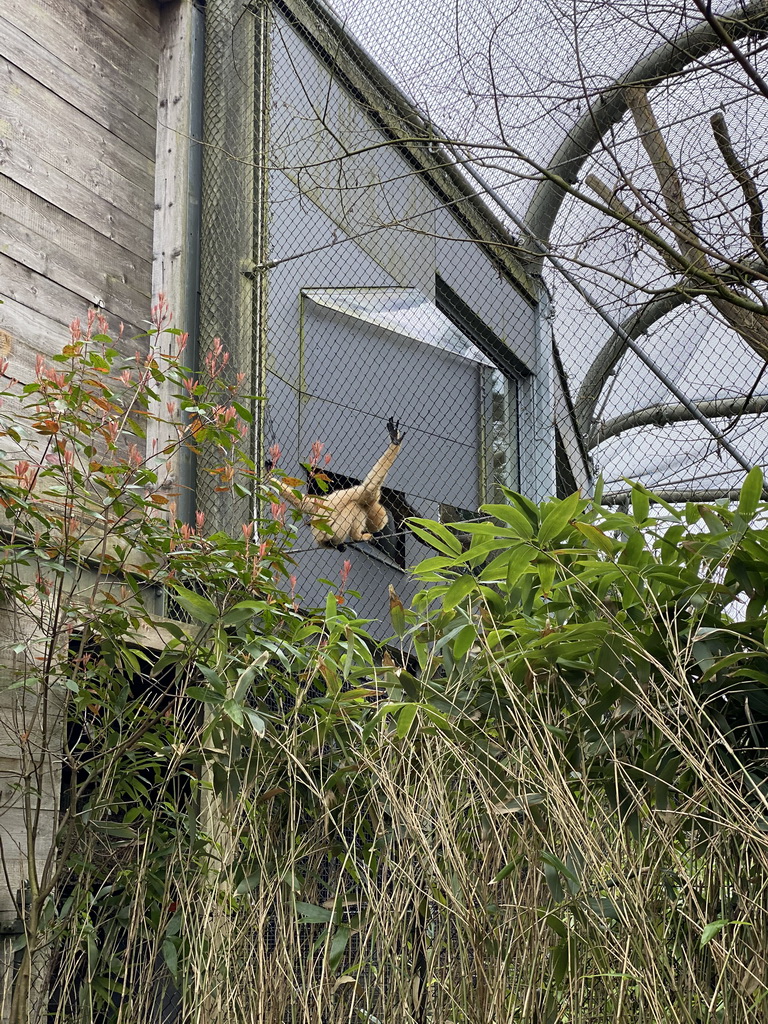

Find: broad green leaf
<box><xmin>592</xmin><ymin>474</ymin><xmax>605</xmax><ymax>506</ymax></box>
<box><xmin>538</xmin><ymin>559</ymin><xmax>556</xmax><ymax>595</ymax></box>
<box><xmin>499</xmin><ymin>486</ymin><xmax>540</xmax><ymax>526</ymax></box>
<box><xmin>328</xmin><ymin>926</ymin><xmax>351</xmax><ymax>969</ymax></box>
<box><xmin>443</xmin><ymin>574</ymin><xmax>477</xmax><ymax>610</ymax></box>
<box><xmin>507</xmin><ymin>544</ymin><xmax>536</xmax><ymax>587</ymax></box>
<box><xmin>491</xmin><ymin>857</ymin><xmax>521</xmax><ymax>884</ymax></box>
<box><xmin>631</xmin><ymin>486</ymin><xmax>650</xmax><ymax>523</ymax></box>
<box><xmin>453</xmin><ymin>623</ymin><xmax>477</xmax><ymax>660</ymax></box>
<box><xmin>397</xmin><ymin>703</ymin><xmax>418</xmax><ymax>739</ymax></box>
<box><xmin>171</xmin><ymin>586</ymin><xmax>218</xmax><ymax>623</ymax></box>
<box><xmin>407</xmin><ymin>518</ymin><xmax>463</xmax><ymax>555</ymax></box>
<box><xmin>186</xmin><ymin>686</ymin><xmax>224</xmax><ymax>704</ymax></box>
<box><xmin>700</xmin><ymin>919</ymin><xmax>729</xmax><ymax>947</ymax></box>
<box><xmin>222</xmin><ymin>699</ymin><xmax>244</xmax><ymax>727</ymax></box>
<box><xmin>236</xmin><ymin>872</ymin><xmax>261</xmax><ymax>894</ymax></box>
<box><xmin>479</xmin><ymin>503</ymin><xmax>534</xmax><ymax>539</ymax></box>
<box><xmin>295</xmin><ymin>902</ymin><xmax>333</xmax><ymax>924</ymax></box>
<box><xmin>738</xmin><ymin>466</ymin><xmax>764</xmax><ymax>519</ymax></box>
<box><xmin>572</xmin><ymin>521</ymin><xmax>614</xmax><ymax>555</ymax></box>
<box><xmin>244</xmin><ymin>707</ymin><xmax>267</xmax><ymax>737</ymax></box>
<box><xmin>538</xmin><ymin>491</ymin><xmax>581</xmax><ymax>546</ymax></box>
<box><xmin>389</xmin><ymin>585</ymin><xmax>407</xmax><ymax>637</ymax></box>
<box><xmin>162</xmin><ymin>939</ymin><xmax>178</xmax><ymax>980</ymax></box>
<box><xmin>233</xmin><ymin>651</ymin><xmax>270</xmax><ymax>702</ymax></box>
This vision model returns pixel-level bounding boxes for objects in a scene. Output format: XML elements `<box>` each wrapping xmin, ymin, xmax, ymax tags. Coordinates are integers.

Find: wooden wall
<box><xmin>0</xmin><ymin>0</ymin><xmax>164</xmax><ymax>1013</ymax></box>
<box><xmin>0</xmin><ymin>0</ymin><xmax>160</xmax><ymax>385</ymax></box>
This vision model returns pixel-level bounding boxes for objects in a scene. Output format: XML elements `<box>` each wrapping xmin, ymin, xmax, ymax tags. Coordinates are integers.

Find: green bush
<box><xmin>2</xmin><ymin>308</ymin><xmax>767</xmax><ymax>1022</ymax></box>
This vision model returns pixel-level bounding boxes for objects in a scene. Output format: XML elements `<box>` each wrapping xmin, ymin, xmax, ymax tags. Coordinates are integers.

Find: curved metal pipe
<box><xmin>524</xmin><ymin>0</ymin><xmax>768</xmax><ymax>251</ymax></box>
<box><xmin>574</xmin><ymin>290</ymin><xmax>692</xmax><ymax>438</ymax></box>
<box><xmin>594</xmin><ymin>394</ymin><xmax>768</xmax><ymax>446</ymax></box>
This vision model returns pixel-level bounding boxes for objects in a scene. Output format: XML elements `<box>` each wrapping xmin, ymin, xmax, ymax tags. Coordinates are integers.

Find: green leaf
<box><xmin>396</xmin><ymin>703</ymin><xmax>418</xmax><ymax>739</ymax></box>
<box><xmin>221</xmin><ymin>600</ymin><xmax>267</xmax><ymax>625</ymax></box>
<box><xmin>538</xmin><ymin>491</ymin><xmax>581</xmax><ymax>546</ymax></box>
<box><xmin>233</xmin><ymin>651</ymin><xmax>270</xmax><ymax>702</ymax></box>
<box><xmin>186</xmin><ymin>686</ymin><xmax>224</xmax><ymax>704</ymax></box>
<box><xmin>222</xmin><ymin>699</ymin><xmax>244</xmax><ymax>727</ymax></box>
<box><xmin>244</xmin><ymin>707</ymin><xmax>267</xmax><ymax>737</ymax></box>
<box><xmin>328</xmin><ymin>925</ymin><xmax>351</xmax><ymax>969</ymax></box>
<box><xmin>171</xmin><ymin>586</ymin><xmax>219</xmax><ymax>623</ymax></box>
<box><xmin>453</xmin><ymin>623</ymin><xmax>477</xmax><ymax>660</ymax></box>
<box><xmin>592</xmin><ymin>475</ymin><xmax>605</xmax><ymax>506</ymax></box>
<box><xmin>235</xmin><ymin>871</ymin><xmax>261</xmax><ymax>894</ymax></box>
<box><xmin>491</xmin><ymin>858</ymin><xmax>520</xmax><ymax>884</ymax></box>
<box><xmin>738</xmin><ymin>466</ymin><xmax>763</xmax><ymax>519</ymax></box>
<box><xmin>162</xmin><ymin>938</ymin><xmax>178</xmax><ymax>979</ymax></box>
<box><xmin>295</xmin><ymin>902</ymin><xmax>333</xmax><ymax>924</ymax></box>
<box><xmin>442</xmin><ymin>574</ymin><xmax>476</xmax><ymax>610</ymax></box>
<box><xmin>232</xmin><ymin>401</ymin><xmax>253</xmax><ymax>423</ymax></box>
<box><xmin>572</xmin><ymin>521</ymin><xmax>614</xmax><ymax>555</ymax></box>
<box><xmin>631</xmin><ymin>486</ymin><xmax>650</xmax><ymax>523</ymax></box>
<box><xmin>700</xmin><ymin>919</ymin><xmax>729</xmax><ymax>947</ymax></box>
<box><xmin>407</xmin><ymin>518</ymin><xmax>463</xmax><ymax>555</ymax></box>
<box><xmin>479</xmin><ymin>503</ymin><xmax>534</xmax><ymax>539</ymax></box>
<box><xmin>538</xmin><ymin>559</ymin><xmax>556</xmax><ymax>595</ymax></box>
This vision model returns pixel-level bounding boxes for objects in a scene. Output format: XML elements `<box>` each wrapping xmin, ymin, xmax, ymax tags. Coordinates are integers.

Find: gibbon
<box><xmin>276</xmin><ymin>417</ymin><xmax>405</xmax><ymax>551</ymax></box>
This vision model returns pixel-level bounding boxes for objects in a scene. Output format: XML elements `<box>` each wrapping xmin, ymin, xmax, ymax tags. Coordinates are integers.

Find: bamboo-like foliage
<box><xmin>2</xmin><ymin>315</ymin><xmax>768</xmax><ymax>1022</ymax></box>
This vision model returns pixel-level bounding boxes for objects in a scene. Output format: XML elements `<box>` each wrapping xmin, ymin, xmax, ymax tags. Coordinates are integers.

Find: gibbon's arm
<box><xmin>356</xmin><ymin>417</ymin><xmax>405</xmax><ymax>504</ymax></box>
<box><xmin>275</xmin><ymin>479</ymin><xmax>322</xmax><ymax>516</ymax></box>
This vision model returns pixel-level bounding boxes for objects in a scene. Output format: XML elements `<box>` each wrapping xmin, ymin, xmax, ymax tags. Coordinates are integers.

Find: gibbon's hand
<box><xmin>387</xmin><ymin>416</ymin><xmax>405</xmax><ymax>445</ymax></box>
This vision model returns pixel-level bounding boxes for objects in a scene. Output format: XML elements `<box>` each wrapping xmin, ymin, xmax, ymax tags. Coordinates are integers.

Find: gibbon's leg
<box><xmin>275</xmin><ymin>480</ymin><xmax>320</xmax><ymax>516</ymax></box>
<box><xmin>365</xmin><ymin>501</ymin><xmax>388</xmax><ymax>535</ymax></box>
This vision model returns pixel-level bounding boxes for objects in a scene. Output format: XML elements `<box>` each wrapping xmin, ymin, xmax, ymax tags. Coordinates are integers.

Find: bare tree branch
<box><xmin>710</xmin><ymin>110</ymin><xmax>768</xmax><ymax>263</ymax></box>
<box><xmin>625</xmin><ymin>85</ymin><xmax>710</xmax><ymax>270</ymax></box>
<box><xmin>585</xmin><ymin>172</ymin><xmax>685</xmax><ymax>273</ymax></box>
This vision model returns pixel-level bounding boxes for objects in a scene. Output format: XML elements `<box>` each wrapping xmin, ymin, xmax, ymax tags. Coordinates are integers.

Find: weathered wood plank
<box><xmin>0</xmin><ymin>0</ymin><xmax>158</xmax><ymax>120</ymax></box>
<box><xmin>1</xmin><ymin>58</ymin><xmax>155</xmax><ymax>208</ymax></box>
<box><xmin>27</xmin><ymin>0</ymin><xmax>160</xmax><ymax>66</ymax></box>
<box><xmin>0</xmin><ymin>107</ymin><xmax>153</xmax><ymax>258</ymax></box>
<box><xmin>0</xmin><ymin>14</ymin><xmax>156</xmax><ymax>161</ymax></box>
<box><xmin>0</xmin><ymin>176</ymin><xmax>152</xmax><ymax>327</ymax></box>
<box><xmin>0</xmin><ymin>136</ymin><xmax>153</xmax><ymax>260</ymax></box>
<box><xmin>148</xmin><ymin>0</ymin><xmax>202</xmax><ymax>489</ymax></box>
<box><xmin>0</xmin><ymin>255</ymin><xmax>146</xmax><ymax>370</ymax></box>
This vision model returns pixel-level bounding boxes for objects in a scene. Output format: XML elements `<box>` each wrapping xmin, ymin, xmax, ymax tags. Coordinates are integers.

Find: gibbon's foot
<box><xmin>336</xmin><ymin>543</ymin><xmax>347</xmax><ymax>552</ymax></box>
<box><xmin>387</xmin><ymin>416</ymin><xmax>405</xmax><ymax>445</ymax></box>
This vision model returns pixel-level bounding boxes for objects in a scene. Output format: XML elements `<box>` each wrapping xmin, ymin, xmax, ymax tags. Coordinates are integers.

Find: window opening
<box><xmin>435</xmin><ymin>277</ymin><xmax>522</xmax><ymax>500</ymax></box>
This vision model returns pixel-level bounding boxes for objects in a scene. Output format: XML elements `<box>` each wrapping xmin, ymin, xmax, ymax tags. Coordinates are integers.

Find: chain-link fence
<box><xmin>199</xmin><ymin>0</ymin><xmax>768</xmax><ymax>627</ymax></box>
<box><xmin>200</xmin><ymin>0</ymin><xmax>575</xmax><ymax>630</ymax></box>
<box><xmin>327</xmin><ymin>0</ymin><xmax>768</xmax><ymax>508</ymax></box>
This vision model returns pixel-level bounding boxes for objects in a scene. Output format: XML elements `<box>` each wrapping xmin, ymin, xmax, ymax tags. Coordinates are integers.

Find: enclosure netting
<box><xmin>199</xmin><ymin>0</ymin><xmax>567</xmax><ymax>630</ymax></box>
<box><xmin>189</xmin><ymin>1</ymin><xmax>768</xmax><ymax>1019</ymax></box>
<box><xmin>328</xmin><ymin>0</ymin><xmax>768</xmax><ymax>505</ymax></box>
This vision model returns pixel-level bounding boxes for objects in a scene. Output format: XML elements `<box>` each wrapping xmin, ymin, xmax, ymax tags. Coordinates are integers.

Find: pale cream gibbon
<box><xmin>275</xmin><ymin>417</ymin><xmax>405</xmax><ymax>551</ymax></box>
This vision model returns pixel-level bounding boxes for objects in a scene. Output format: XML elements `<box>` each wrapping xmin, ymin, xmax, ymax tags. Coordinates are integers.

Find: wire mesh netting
<box><xmin>200</xmin><ymin>0</ymin><xmax>573</xmax><ymax>629</ymax></box>
<box><xmin>327</xmin><ymin>0</ymin><xmax>768</xmax><ymax>505</ymax></box>
<box><xmin>199</xmin><ymin>0</ymin><xmax>768</xmax><ymax>622</ymax></box>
